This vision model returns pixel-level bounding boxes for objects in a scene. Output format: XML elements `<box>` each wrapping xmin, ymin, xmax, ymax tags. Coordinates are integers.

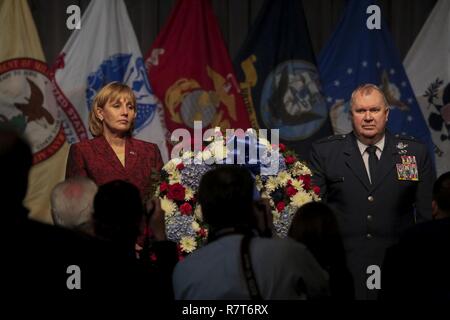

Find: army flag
<box><xmin>234</xmin><ymin>0</ymin><xmax>332</xmax><ymax>160</ymax></box>
<box><xmin>145</xmin><ymin>0</ymin><xmax>253</xmax><ymax>141</ymax></box>
<box><xmin>52</xmin><ymin>0</ymin><xmax>169</xmax><ymax>162</ymax></box>
<box><xmin>0</xmin><ymin>0</ymin><xmax>68</xmax><ymax>223</ymax></box>
<box><xmin>318</xmin><ymin>0</ymin><xmax>434</xmax><ymax>161</ymax></box>
<box><xmin>404</xmin><ymin>0</ymin><xmax>450</xmax><ymax>176</ymax></box>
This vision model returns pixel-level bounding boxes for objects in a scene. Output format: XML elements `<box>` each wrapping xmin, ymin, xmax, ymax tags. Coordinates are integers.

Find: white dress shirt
<box><xmin>356</xmin><ymin>135</ymin><xmax>385</xmax><ymax>183</ymax></box>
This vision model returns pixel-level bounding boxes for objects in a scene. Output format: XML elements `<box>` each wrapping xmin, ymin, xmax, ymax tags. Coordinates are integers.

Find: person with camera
<box><xmin>172</xmin><ymin>165</ymin><xmax>329</xmax><ymax>300</ymax></box>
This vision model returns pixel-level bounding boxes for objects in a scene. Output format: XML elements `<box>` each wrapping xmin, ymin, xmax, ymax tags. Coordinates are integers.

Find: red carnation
<box><xmin>286</xmin><ymin>186</ymin><xmax>297</xmax><ymax>197</ymax></box>
<box><xmin>180</xmin><ymin>202</ymin><xmax>193</xmax><ymax>215</ymax></box>
<box><xmin>285</xmin><ymin>155</ymin><xmax>296</xmax><ymax>165</ymax></box>
<box><xmin>167</xmin><ymin>183</ymin><xmax>186</xmax><ymax>201</ymax></box>
<box><xmin>276</xmin><ymin>201</ymin><xmax>286</xmax><ymax>212</ymax></box>
<box><xmin>176</xmin><ymin>163</ymin><xmax>185</xmax><ymax>170</ymax></box>
<box><xmin>299</xmin><ymin>174</ymin><xmax>311</xmax><ymax>190</ymax></box>
<box><xmin>197</xmin><ymin>228</ymin><xmax>207</xmax><ymax>238</ymax></box>
<box><xmin>279</xmin><ymin>143</ymin><xmax>286</xmax><ymax>153</ymax></box>
<box><xmin>313</xmin><ymin>185</ymin><xmax>321</xmax><ymax>195</ymax></box>
<box><xmin>160</xmin><ymin>181</ymin><xmax>169</xmax><ymax>193</ymax></box>
<box><xmin>176</xmin><ymin>244</ymin><xmax>185</xmax><ymax>261</ymax></box>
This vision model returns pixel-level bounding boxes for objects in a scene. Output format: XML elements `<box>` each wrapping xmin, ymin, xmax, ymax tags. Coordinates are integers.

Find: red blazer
<box><xmin>66</xmin><ymin>136</ymin><xmax>163</xmax><ymax>201</ymax></box>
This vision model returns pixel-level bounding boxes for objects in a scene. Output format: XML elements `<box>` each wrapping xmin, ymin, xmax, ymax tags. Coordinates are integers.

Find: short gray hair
<box><xmin>350</xmin><ymin>83</ymin><xmax>389</xmax><ymax>110</ymax></box>
<box><xmin>51</xmin><ymin>177</ymin><xmax>98</xmax><ymax>230</ymax></box>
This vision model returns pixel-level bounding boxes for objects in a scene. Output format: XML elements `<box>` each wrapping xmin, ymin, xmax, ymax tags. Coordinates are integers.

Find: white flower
<box><xmin>271</xmin><ymin>210</ymin><xmax>279</xmax><ymax>222</ymax></box>
<box><xmin>291</xmin><ymin>179</ymin><xmax>303</xmax><ymax>191</ymax></box>
<box><xmin>255</xmin><ymin>176</ymin><xmax>263</xmax><ymax>191</ymax></box>
<box><xmin>312</xmin><ymin>192</ymin><xmax>321</xmax><ymax>202</ymax></box>
<box><xmin>258</xmin><ymin>137</ymin><xmax>271</xmax><ymax>148</ymax></box>
<box><xmin>277</xmin><ymin>171</ymin><xmax>291</xmax><ymax>187</ymax></box>
<box><xmin>160</xmin><ymin>196</ymin><xmax>177</xmax><ymax>216</ymax></box>
<box><xmin>300</xmin><ymin>166</ymin><xmax>312</xmax><ymax>176</ymax></box>
<box><xmin>169</xmin><ymin>170</ymin><xmax>181</xmax><ymax>184</ymax></box>
<box><xmin>180</xmin><ymin>236</ymin><xmax>197</xmax><ymax>253</ymax></box>
<box><xmin>182</xmin><ymin>151</ymin><xmax>194</xmax><ymax>161</ymax></box>
<box><xmin>163</xmin><ymin>161</ymin><xmax>176</xmax><ymax>174</ymax></box>
<box><xmin>191</xmin><ymin>221</ymin><xmax>200</xmax><ymax>232</ymax></box>
<box><xmin>265</xmin><ymin>177</ymin><xmax>278</xmax><ymax>192</ymax></box>
<box><xmin>291</xmin><ymin>192</ymin><xmax>313</xmax><ymax>208</ymax></box>
<box><xmin>290</xmin><ymin>162</ymin><xmax>312</xmax><ymax>176</ymax></box>
<box><xmin>202</xmin><ymin>150</ymin><xmax>213</xmax><ymax>161</ymax></box>
<box><xmin>205</xmin><ymin>140</ymin><xmax>227</xmax><ymax>161</ymax></box>
<box><xmin>185</xmin><ymin>187</ymin><xmax>194</xmax><ymax>201</ymax></box>
<box><xmin>194</xmin><ymin>204</ymin><xmax>203</xmax><ymax>221</ymax></box>
<box><xmin>193</xmin><ymin>151</ymin><xmax>204</xmax><ymax>163</ymax></box>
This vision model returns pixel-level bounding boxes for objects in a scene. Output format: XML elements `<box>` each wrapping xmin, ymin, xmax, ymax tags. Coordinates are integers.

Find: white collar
<box><xmin>356</xmin><ymin>135</ymin><xmax>385</xmax><ymax>155</ymax></box>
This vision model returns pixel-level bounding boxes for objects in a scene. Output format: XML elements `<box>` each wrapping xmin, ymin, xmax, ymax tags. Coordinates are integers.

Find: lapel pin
<box><xmin>130</xmin><ymin>151</ymin><xmax>136</xmax><ymax>155</ymax></box>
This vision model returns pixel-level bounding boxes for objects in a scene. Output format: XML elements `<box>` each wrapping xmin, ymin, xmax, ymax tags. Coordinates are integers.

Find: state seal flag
<box><xmin>234</xmin><ymin>0</ymin><xmax>332</xmax><ymax>160</ymax></box>
<box><xmin>144</xmin><ymin>0</ymin><xmax>253</xmax><ymax>140</ymax></box>
<box><xmin>0</xmin><ymin>0</ymin><xmax>69</xmax><ymax>223</ymax></box>
<box><xmin>404</xmin><ymin>0</ymin><xmax>450</xmax><ymax>176</ymax></box>
<box><xmin>318</xmin><ymin>0</ymin><xmax>435</xmax><ymax>163</ymax></box>
<box><xmin>52</xmin><ymin>0</ymin><xmax>169</xmax><ymax>162</ymax></box>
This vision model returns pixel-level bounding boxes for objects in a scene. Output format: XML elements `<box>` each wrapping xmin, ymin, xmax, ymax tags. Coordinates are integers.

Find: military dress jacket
<box><xmin>309</xmin><ymin>131</ymin><xmax>434</xmax><ymax>299</ymax></box>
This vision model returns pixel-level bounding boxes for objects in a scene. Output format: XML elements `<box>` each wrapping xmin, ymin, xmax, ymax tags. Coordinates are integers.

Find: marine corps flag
<box><xmin>234</xmin><ymin>0</ymin><xmax>332</xmax><ymax>160</ymax></box>
<box><xmin>319</xmin><ymin>0</ymin><xmax>435</xmax><ymax>162</ymax></box>
<box><xmin>404</xmin><ymin>0</ymin><xmax>450</xmax><ymax>176</ymax></box>
<box><xmin>0</xmin><ymin>0</ymin><xmax>68</xmax><ymax>223</ymax></box>
<box><xmin>145</xmin><ymin>0</ymin><xmax>253</xmax><ymax>139</ymax></box>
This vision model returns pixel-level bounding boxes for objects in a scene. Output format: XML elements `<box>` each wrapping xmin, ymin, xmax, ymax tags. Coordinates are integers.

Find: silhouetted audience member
<box><xmin>172</xmin><ymin>165</ymin><xmax>329</xmax><ymax>300</ymax></box>
<box><xmin>89</xmin><ymin>180</ymin><xmax>177</xmax><ymax>298</ymax></box>
<box><xmin>380</xmin><ymin>171</ymin><xmax>450</xmax><ymax>300</ymax></box>
<box><xmin>2</xmin><ymin>126</ymin><xmax>95</xmax><ymax>296</ymax></box>
<box><xmin>51</xmin><ymin>177</ymin><xmax>97</xmax><ymax>235</ymax></box>
<box><xmin>288</xmin><ymin>202</ymin><xmax>354</xmax><ymax>299</ymax></box>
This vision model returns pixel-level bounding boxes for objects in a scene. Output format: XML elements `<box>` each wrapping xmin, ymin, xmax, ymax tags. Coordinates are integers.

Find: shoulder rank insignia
<box><xmin>316</xmin><ymin>134</ymin><xmax>346</xmax><ymax>144</ymax></box>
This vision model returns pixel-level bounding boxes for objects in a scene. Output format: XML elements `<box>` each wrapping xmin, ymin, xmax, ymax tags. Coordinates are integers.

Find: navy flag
<box><xmin>234</xmin><ymin>0</ymin><xmax>332</xmax><ymax>160</ymax></box>
<box><xmin>319</xmin><ymin>0</ymin><xmax>435</xmax><ymax>162</ymax></box>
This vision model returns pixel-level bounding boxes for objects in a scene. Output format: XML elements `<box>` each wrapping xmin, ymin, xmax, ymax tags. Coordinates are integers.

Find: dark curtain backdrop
<box><xmin>28</xmin><ymin>0</ymin><xmax>438</xmax><ymax>66</ymax></box>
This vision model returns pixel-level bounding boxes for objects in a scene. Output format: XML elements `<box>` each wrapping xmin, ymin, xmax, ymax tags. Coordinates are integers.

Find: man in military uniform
<box><xmin>310</xmin><ymin>84</ymin><xmax>434</xmax><ymax>299</ymax></box>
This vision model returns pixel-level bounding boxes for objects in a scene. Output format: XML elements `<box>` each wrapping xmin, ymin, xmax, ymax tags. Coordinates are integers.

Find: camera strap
<box><xmin>240</xmin><ymin>234</ymin><xmax>262</xmax><ymax>300</ymax></box>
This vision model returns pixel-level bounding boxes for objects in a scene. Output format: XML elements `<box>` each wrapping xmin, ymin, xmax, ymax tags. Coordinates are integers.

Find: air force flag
<box><xmin>319</xmin><ymin>0</ymin><xmax>434</xmax><ymax>163</ymax></box>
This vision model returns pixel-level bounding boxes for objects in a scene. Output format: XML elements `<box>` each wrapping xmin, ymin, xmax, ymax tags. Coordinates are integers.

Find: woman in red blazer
<box><xmin>66</xmin><ymin>82</ymin><xmax>163</xmax><ymax>203</ymax></box>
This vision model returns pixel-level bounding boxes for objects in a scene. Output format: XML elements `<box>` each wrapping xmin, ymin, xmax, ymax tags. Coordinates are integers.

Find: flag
<box><xmin>0</xmin><ymin>0</ymin><xmax>68</xmax><ymax>223</ymax></box>
<box><xmin>319</xmin><ymin>0</ymin><xmax>435</xmax><ymax>162</ymax></box>
<box><xmin>404</xmin><ymin>0</ymin><xmax>450</xmax><ymax>176</ymax></box>
<box><xmin>145</xmin><ymin>0</ymin><xmax>253</xmax><ymax>143</ymax></box>
<box><xmin>52</xmin><ymin>0</ymin><xmax>169</xmax><ymax>162</ymax></box>
<box><xmin>234</xmin><ymin>0</ymin><xmax>332</xmax><ymax>160</ymax></box>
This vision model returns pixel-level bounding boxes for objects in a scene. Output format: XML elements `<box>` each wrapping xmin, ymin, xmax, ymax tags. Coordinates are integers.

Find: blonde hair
<box><xmin>88</xmin><ymin>82</ymin><xmax>137</xmax><ymax>137</ymax></box>
<box><xmin>350</xmin><ymin>83</ymin><xmax>389</xmax><ymax>110</ymax></box>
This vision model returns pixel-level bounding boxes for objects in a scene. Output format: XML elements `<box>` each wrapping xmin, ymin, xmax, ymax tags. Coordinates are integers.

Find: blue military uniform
<box><xmin>310</xmin><ymin>131</ymin><xmax>434</xmax><ymax>299</ymax></box>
